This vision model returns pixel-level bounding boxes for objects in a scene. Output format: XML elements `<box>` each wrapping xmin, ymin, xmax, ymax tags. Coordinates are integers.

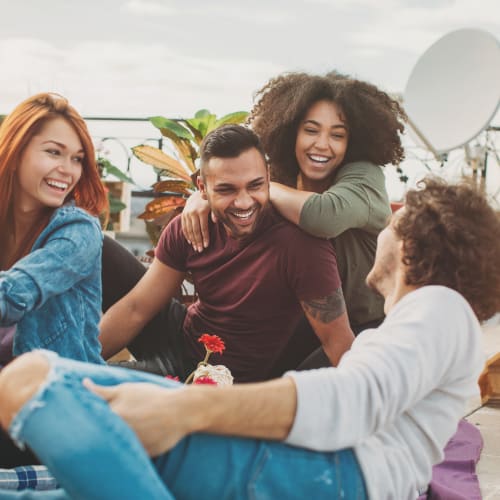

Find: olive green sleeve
<box><xmin>298</xmin><ymin>161</ymin><xmax>390</xmax><ymax>239</ymax></box>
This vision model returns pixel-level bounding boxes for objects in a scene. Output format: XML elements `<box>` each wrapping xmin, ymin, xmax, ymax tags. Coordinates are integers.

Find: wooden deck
<box><xmin>465</xmin><ymin>317</ymin><xmax>500</xmax><ymax>499</ymax></box>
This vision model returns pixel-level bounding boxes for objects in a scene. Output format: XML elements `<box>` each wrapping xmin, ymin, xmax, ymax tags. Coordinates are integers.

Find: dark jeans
<box><xmin>0</xmin><ymin>427</ymin><xmax>39</xmax><ymax>468</ymax></box>
<box><xmin>102</xmin><ymin>236</ymin><xmax>194</xmax><ymax>380</ymax></box>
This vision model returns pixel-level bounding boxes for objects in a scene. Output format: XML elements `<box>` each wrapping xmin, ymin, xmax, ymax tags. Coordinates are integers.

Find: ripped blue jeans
<box><xmin>4</xmin><ymin>350</ymin><xmax>367</xmax><ymax>499</ymax></box>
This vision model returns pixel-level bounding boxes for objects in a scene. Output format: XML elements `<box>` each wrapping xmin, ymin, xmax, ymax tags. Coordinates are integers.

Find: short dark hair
<box><xmin>249</xmin><ymin>71</ymin><xmax>407</xmax><ymax>186</ymax></box>
<box><xmin>395</xmin><ymin>177</ymin><xmax>500</xmax><ymax>321</ymax></box>
<box><xmin>200</xmin><ymin>124</ymin><xmax>266</xmax><ymax>177</ymax></box>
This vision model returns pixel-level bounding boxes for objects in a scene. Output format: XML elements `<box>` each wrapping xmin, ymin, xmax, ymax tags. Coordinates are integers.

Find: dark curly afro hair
<box><xmin>249</xmin><ymin>71</ymin><xmax>407</xmax><ymax>186</ymax></box>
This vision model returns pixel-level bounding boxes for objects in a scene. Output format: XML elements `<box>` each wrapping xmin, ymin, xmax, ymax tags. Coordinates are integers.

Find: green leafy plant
<box><xmin>132</xmin><ymin>109</ymin><xmax>248</xmax><ymax>245</ymax></box>
<box><xmin>97</xmin><ymin>157</ymin><xmax>135</xmax><ymax>231</ymax></box>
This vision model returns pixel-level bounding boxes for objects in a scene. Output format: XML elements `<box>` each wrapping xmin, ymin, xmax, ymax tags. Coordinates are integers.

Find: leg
<box><xmin>102</xmin><ymin>236</ymin><xmax>189</xmax><ymax>377</ymax></box>
<box><xmin>0</xmin><ymin>351</ymin><xmax>178</xmax><ymax>499</ymax></box>
<box><xmin>0</xmin><ymin>428</ymin><xmax>38</xmax><ymax>468</ymax></box>
<box><xmin>101</xmin><ymin>235</ymin><xmax>148</xmax><ymax>312</ymax></box>
<box><xmin>0</xmin><ymin>352</ymin><xmax>368</xmax><ymax>500</ymax></box>
<box><xmin>102</xmin><ymin>235</ymin><xmax>163</xmax><ymax>361</ymax></box>
<box><xmin>157</xmin><ymin>434</ymin><xmax>368</xmax><ymax>499</ymax></box>
<box><xmin>268</xmin><ymin>315</ymin><xmax>320</xmax><ymax>377</ymax></box>
<box><xmin>296</xmin><ymin>317</ymin><xmax>386</xmax><ymax>371</ymax></box>
<box><xmin>0</xmin><ymin>356</ymin><xmax>43</xmax><ymax>469</ymax></box>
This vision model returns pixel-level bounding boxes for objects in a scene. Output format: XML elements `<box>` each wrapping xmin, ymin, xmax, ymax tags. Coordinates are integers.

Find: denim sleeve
<box><xmin>0</xmin><ymin>218</ymin><xmax>103</xmax><ymax>325</ymax></box>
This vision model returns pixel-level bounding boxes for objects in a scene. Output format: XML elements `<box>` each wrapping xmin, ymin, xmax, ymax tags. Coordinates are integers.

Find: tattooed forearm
<box><xmin>301</xmin><ymin>287</ymin><xmax>346</xmax><ymax>323</ymax></box>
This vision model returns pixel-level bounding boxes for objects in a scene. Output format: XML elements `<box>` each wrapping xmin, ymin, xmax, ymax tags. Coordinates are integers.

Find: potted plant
<box><xmin>132</xmin><ymin>108</ymin><xmax>248</xmax><ymax>245</ymax></box>
<box><xmin>97</xmin><ymin>157</ymin><xmax>135</xmax><ymax>232</ymax></box>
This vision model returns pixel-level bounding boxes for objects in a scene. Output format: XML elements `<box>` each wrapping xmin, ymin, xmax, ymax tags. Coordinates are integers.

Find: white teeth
<box><xmin>232</xmin><ymin>208</ymin><xmax>255</xmax><ymax>219</ymax></box>
<box><xmin>309</xmin><ymin>154</ymin><xmax>330</xmax><ymax>163</ymax></box>
<box><xmin>46</xmin><ymin>179</ymin><xmax>69</xmax><ymax>190</ymax></box>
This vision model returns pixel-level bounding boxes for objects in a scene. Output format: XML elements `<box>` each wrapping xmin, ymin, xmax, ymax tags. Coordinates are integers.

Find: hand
<box><xmin>181</xmin><ymin>191</ymin><xmax>214</xmax><ymax>252</ymax></box>
<box><xmin>84</xmin><ymin>379</ymin><xmax>192</xmax><ymax>457</ymax></box>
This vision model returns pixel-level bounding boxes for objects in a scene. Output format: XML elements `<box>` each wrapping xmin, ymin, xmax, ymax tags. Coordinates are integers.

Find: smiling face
<box><xmin>198</xmin><ymin>147</ymin><xmax>270</xmax><ymax>239</ymax></box>
<box><xmin>15</xmin><ymin>117</ymin><xmax>84</xmax><ymax>213</ymax></box>
<box><xmin>295</xmin><ymin>99</ymin><xmax>348</xmax><ymax>192</ymax></box>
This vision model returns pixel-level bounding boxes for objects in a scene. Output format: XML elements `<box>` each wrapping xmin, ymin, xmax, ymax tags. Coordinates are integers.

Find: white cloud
<box><xmin>122</xmin><ymin>0</ymin><xmax>177</xmax><ymax>16</ymax></box>
<box><xmin>0</xmin><ymin>38</ymin><xmax>285</xmax><ymax>117</ymax></box>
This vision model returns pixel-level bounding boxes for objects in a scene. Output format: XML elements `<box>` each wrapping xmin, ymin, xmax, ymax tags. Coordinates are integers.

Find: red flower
<box><xmin>165</xmin><ymin>374</ymin><xmax>180</xmax><ymax>381</ymax></box>
<box><xmin>198</xmin><ymin>334</ymin><xmax>225</xmax><ymax>354</ymax></box>
<box><xmin>193</xmin><ymin>376</ymin><xmax>217</xmax><ymax>385</ymax></box>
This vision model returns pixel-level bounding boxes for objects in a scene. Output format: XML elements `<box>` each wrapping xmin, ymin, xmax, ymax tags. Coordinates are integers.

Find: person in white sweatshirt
<box><xmin>1</xmin><ymin>176</ymin><xmax>499</xmax><ymax>500</ymax></box>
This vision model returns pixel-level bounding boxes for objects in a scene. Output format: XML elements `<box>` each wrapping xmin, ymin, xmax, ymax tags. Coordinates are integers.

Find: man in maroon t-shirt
<box><xmin>100</xmin><ymin>125</ymin><xmax>354</xmax><ymax>382</ymax></box>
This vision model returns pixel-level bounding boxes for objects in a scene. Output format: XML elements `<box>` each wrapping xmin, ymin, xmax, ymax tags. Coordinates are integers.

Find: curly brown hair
<box><xmin>395</xmin><ymin>177</ymin><xmax>500</xmax><ymax>321</ymax></box>
<box><xmin>249</xmin><ymin>71</ymin><xmax>407</xmax><ymax>186</ymax></box>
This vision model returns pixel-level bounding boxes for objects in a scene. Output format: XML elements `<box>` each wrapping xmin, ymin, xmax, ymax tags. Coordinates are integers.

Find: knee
<box><xmin>0</xmin><ymin>352</ymin><xmax>50</xmax><ymax>430</ymax></box>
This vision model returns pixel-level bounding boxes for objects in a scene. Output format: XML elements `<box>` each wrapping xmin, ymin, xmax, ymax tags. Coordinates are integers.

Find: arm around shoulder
<box><xmin>270</xmin><ymin>182</ymin><xmax>315</xmax><ymax>226</ymax></box>
<box><xmin>299</xmin><ymin>162</ymin><xmax>388</xmax><ymax>238</ymax></box>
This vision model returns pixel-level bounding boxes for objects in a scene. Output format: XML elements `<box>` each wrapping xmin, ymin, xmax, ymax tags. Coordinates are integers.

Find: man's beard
<box><xmin>366</xmin><ymin>252</ymin><xmax>397</xmax><ymax>298</ymax></box>
<box><xmin>213</xmin><ymin>200</ymin><xmax>271</xmax><ymax>239</ymax></box>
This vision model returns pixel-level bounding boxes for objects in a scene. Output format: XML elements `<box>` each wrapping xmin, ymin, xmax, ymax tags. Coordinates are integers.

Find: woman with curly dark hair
<box><xmin>183</xmin><ymin>71</ymin><xmax>407</xmax><ymax>371</ymax></box>
<box><xmin>253</xmin><ymin>71</ymin><xmax>405</xmax><ymax>330</ymax></box>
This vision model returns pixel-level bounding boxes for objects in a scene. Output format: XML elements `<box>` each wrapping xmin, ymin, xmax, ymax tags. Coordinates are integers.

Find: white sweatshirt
<box><xmin>286</xmin><ymin>286</ymin><xmax>484</xmax><ymax>500</ymax></box>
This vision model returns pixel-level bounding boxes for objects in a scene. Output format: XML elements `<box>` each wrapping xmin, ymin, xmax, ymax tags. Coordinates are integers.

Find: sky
<box><xmin>1</xmin><ymin>0</ymin><xmax>499</xmax><ymax>199</ymax></box>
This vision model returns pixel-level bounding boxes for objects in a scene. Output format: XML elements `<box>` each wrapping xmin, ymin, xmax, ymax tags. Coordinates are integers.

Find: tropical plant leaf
<box><xmin>214</xmin><ymin>111</ymin><xmax>249</xmax><ymax>128</ymax></box>
<box><xmin>108</xmin><ymin>194</ymin><xmax>127</xmax><ymax>214</ymax></box>
<box><xmin>144</xmin><ymin>220</ymin><xmax>163</xmax><ymax>247</ymax></box>
<box><xmin>149</xmin><ymin>116</ymin><xmax>193</xmax><ymax>141</ymax></box>
<box><xmin>182</xmin><ymin>120</ymin><xmax>204</xmax><ymax>145</ymax></box>
<box><xmin>174</xmin><ymin>139</ymin><xmax>197</xmax><ymax>172</ymax></box>
<box><xmin>102</xmin><ymin>163</ymin><xmax>135</xmax><ymax>184</ymax></box>
<box><xmin>132</xmin><ymin>145</ymin><xmax>192</xmax><ymax>183</ymax></box>
<box><xmin>152</xmin><ymin>206</ymin><xmax>183</xmax><ymax>228</ymax></box>
<box><xmin>188</xmin><ymin>114</ymin><xmax>218</xmax><ymax>137</ymax></box>
<box><xmin>153</xmin><ymin>179</ymin><xmax>194</xmax><ymax>195</ymax></box>
<box><xmin>194</xmin><ymin>109</ymin><xmax>211</xmax><ymax>119</ymax></box>
<box><xmin>138</xmin><ymin>196</ymin><xmax>186</xmax><ymax>220</ymax></box>
<box><xmin>157</xmin><ymin>128</ymin><xmax>198</xmax><ymax>173</ymax></box>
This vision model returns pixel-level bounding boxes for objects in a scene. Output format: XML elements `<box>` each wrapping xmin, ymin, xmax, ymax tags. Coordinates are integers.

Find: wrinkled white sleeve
<box><xmin>285</xmin><ymin>287</ymin><xmax>483</xmax><ymax>451</ymax></box>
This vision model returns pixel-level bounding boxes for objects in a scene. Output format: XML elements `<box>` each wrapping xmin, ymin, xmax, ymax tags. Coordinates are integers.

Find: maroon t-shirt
<box><xmin>156</xmin><ymin>207</ymin><xmax>341</xmax><ymax>382</ymax></box>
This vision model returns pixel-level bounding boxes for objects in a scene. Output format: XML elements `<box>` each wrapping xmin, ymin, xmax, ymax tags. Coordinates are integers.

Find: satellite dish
<box><xmin>404</xmin><ymin>29</ymin><xmax>500</xmax><ymax>158</ymax></box>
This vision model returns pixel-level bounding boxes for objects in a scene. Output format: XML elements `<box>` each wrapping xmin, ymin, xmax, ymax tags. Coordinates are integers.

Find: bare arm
<box><xmin>301</xmin><ymin>287</ymin><xmax>354</xmax><ymax>366</ymax></box>
<box><xmin>181</xmin><ymin>191</ymin><xmax>212</xmax><ymax>252</ymax></box>
<box><xmin>270</xmin><ymin>182</ymin><xmax>314</xmax><ymax>225</ymax></box>
<box><xmin>99</xmin><ymin>258</ymin><xmax>185</xmax><ymax>359</ymax></box>
<box><xmin>86</xmin><ymin>376</ymin><xmax>298</xmax><ymax>457</ymax></box>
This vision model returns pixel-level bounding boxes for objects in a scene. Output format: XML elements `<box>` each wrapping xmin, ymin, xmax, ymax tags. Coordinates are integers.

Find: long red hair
<box><xmin>0</xmin><ymin>93</ymin><xmax>107</xmax><ymax>269</ymax></box>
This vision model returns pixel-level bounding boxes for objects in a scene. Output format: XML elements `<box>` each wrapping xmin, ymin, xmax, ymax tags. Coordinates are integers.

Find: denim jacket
<box><xmin>0</xmin><ymin>203</ymin><xmax>104</xmax><ymax>364</ymax></box>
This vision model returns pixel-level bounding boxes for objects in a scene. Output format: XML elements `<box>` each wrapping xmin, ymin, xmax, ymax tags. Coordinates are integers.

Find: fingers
<box><xmin>182</xmin><ymin>212</ymin><xmax>209</xmax><ymax>252</ymax></box>
<box><xmin>181</xmin><ymin>192</ymin><xmax>211</xmax><ymax>252</ymax></box>
<box><xmin>199</xmin><ymin>216</ymin><xmax>210</xmax><ymax>251</ymax></box>
<box><xmin>83</xmin><ymin>378</ymin><xmax>115</xmax><ymax>402</ymax></box>
<box><xmin>181</xmin><ymin>211</ymin><xmax>194</xmax><ymax>246</ymax></box>
<box><xmin>191</xmin><ymin>216</ymin><xmax>205</xmax><ymax>252</ymax></box>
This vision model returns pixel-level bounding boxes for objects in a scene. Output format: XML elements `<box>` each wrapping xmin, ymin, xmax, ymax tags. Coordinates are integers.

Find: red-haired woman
<box><xmin>0</xmin><ymin>92</ymin><xmax>107</xmax><ymax>466</ymax></box>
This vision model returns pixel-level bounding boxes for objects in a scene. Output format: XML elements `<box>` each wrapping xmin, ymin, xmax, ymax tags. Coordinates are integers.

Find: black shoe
<box><xmin>108</xmin><ymin>357</ymin><xmax>168</xmax><ymax>376</ymax></box>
